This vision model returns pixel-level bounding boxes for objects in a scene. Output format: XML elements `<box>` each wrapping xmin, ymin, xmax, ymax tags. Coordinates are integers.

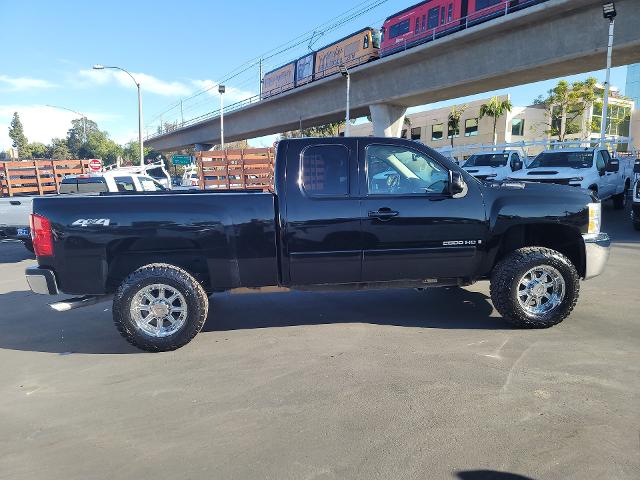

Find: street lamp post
<box><xmin>93</xmin><ymin>64</ymin><xmax>144</xmax><ymax>166</ymax></box>
<box><xmin>599</xmin><ymin>2</ymin><xmax>617</xmax><ymax>146</ymax></box>
<box><xmin>219</xmin><ymin>85</ymin><xmax>226</xmax><ymax>151</ymax></box>
<box><xmin>47</xmin><ymin>105</ymin><xmax>87</xmax><ymax>142</ymax></box>
<box><xmin>339</xmin><ymin>65</ymin><xmax>351</xmax><ymax>137</ymax></box>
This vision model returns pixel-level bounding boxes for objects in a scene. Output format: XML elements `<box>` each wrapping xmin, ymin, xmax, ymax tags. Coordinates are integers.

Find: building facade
<box><xmin>344</xmin><ymin>95</ymin><xmax>548</xmax><ymax>159</ymax></box>
<box><xmin>625</xmin><ymin>64</ymin><xmax>640</xmax><ymax>149</ymax></box>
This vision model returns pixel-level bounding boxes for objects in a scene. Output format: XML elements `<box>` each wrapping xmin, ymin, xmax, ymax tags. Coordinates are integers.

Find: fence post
<box><xmin>197</xmin><ymin>153</ymin><xmax>205</xmax><ymax>191</ymax></box>
<box><xmin>5</xmin><ymin>162</ymin><xmax>13</xmax><ymax>197</ymax></box>
<box><xmin>241</xmin><ymin>150</ymin><xmax>246</xmax><ymax>189</ymax></box>
<box><xmin>35</xmin><ymin>161</ymin><xmax>44</xmax><ymax>195</ymax></box>
<box><xmin>224</xmin><ymin>149</ymin><xmax>231</xmax><ymax>190</ymax></box>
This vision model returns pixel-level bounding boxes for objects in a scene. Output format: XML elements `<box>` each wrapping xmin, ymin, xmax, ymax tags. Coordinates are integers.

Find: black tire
<box><xmin>113</xmin><ymin>263</ymin><xmax>209</xmax><ymax>352</ymax></box>
<box><xmin>613</xmin><ymin>189</ymin><xmax>627</xmax><ymax>210</ymax></box>
<box><xmin>490</xmin><ymin>247</ymin><xmax>580</xmax><ymax>329</ymax></box>
<box><xmin>22</xmin><ymin>239</ymin><xmax>34</xmax><ymax>253</ymax></box>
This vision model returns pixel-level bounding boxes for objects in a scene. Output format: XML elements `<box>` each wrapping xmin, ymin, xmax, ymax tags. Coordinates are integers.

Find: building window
<box><xmin>511</xmin><ymin>118</ymin><xmax>525</xmax><ymax>136</ymax></box>
<box><xmin>448</xmin><ymin>124</ymin><xmax>460</xmax><ymax>139</ymax></box>
<box><xmin>301</xmin><ymin>145</ymin><xmax>349</xmax><ymax>196</ymax></box>
<box><xmin>432</xmin><ymin>123</ymin><xmax>444</xmax><ymax>140</ymax></box>
<box><xmin>465</xmin><ymin>118</ymin><xmax>479</xmax><ymax>137</ymax></box>
<box><xmin>401</xmin><ymin>129</ymin><xmax>408</xmax><ymax>139</ymax></box>
<box><xmin>592</xmin><ymin>104</ymin><xmax>631</xmax><ymax>138</ymax></box>
<box><xmin>411</xmin><ymin>127</ymin><xmax>422</xmax><ymax>140</ymax></box>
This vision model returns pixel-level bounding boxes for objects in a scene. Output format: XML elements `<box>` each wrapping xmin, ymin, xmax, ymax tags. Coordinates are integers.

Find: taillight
<box><xmin>30</xmin><ymin>214</ymin><xmax>54</xmax><ymax>257</ymax></box>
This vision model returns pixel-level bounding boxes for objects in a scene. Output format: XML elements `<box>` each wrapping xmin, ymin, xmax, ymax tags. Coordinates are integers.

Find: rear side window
<box><xmin>77</xmin><ymin>178</ymin><xmax>108</xmax><ymax>194</ymax></box>
<box><xmin>114</xmin><ymin>176</ymin><xmax>136</xmax><ymax>192</ymax></box>
<box><xmin>301</xmin><ymin>145</ymin><xmax>349</xmax><ymax>196</ymax></box>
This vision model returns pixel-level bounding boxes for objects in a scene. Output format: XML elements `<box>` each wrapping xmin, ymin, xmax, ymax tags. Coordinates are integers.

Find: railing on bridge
<box><xmin>196</xmin><ymin>148</ymin><xmax>274</xmax><ymax>191</ymax></box>
<box><xmin>0</xmin><ymin>159</ymin><xmax>92</xmax><ymax>197</ymax></box>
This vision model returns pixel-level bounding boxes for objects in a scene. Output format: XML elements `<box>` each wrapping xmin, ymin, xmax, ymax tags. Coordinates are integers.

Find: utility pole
<box><xmin>339</xmin><ymin>65</ymin><xmax>351</xmax><ymax>137</ymax></box>
<box><xmin>219</xmin><ymin>85</ymin><xmax>226</xmax><ymax>151</ymax></box>
<box><xmin>600</xmin><ymin>2</ymin><xmax>617</xmax><ymax>146</ymax></box>
<box><xmin>259</xmin><ymin>58</ymin><xmax>263</xmax><ymax>99</ymax></box>
<box><xmin>180</xmin><ymin>100</ymin><xmax>184</xmax><ymax>126</ymax></box>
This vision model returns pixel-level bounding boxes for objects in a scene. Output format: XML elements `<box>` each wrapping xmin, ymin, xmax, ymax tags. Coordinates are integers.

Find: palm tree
<box><xmin>479</xmin><ymin>96</ymin><xmax>513</xmax><ymax>145</ymax></box>
<box><xmin>447</xmin><ymin>105</ymin><xmax>467</xmax><ymax>148</ymax></box>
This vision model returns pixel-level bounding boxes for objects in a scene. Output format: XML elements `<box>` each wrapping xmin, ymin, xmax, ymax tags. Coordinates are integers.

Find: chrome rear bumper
<box><xmin>582</xmin><ymin>233</ymin><xmax>611</xmax><ymax>280</ymax></box>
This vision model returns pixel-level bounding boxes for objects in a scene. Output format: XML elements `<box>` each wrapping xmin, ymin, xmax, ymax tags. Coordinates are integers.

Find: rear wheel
<box><xmin>490</xmin><ymin>247</ymin><xmax>580</xmax><ymax>329</ymax></box>
<box><xmin>613</xmin><ymin>189</ymin><xmax>628</xmax><ymax>210</ymax></box>
<box><xmin>113</xmin><ymin>264</ymin><xmax>209</xmax><ymax>352</ymax></box>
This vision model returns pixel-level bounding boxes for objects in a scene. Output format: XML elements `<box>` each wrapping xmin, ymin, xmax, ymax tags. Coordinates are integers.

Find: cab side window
<box><xmin>366</xmin><ymin>144</ymin><xmax>449</xmax><ymax>195</ymax></box>
<box><xmin>302</xmin><ymin>145</ymin><xmax>349</xmax><ymax>196</ymax></box>
<box><xmin>596</xmin><ymin>151</ymin><xmax>606</xmax><ymax>171</ymax></box>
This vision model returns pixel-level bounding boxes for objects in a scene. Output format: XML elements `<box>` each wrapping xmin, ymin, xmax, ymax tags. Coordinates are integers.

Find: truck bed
<box><xmin>33</xmin><ymin>190</ymin><xmax>279</xmax><ymax>295</ymax></box>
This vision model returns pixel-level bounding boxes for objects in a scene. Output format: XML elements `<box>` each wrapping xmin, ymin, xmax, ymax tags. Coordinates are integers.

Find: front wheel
<box><xmin>113</xmin><ymin>264</ymin><xmax>209</xmax><ymax>352</ymax></box>
<box><xmin>490</xmin><ymin>247</ymin><xmax>580</xmax><ymax>329</ymax></box>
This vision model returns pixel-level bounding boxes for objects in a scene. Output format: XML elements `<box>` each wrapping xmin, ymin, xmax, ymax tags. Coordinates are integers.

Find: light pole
<box><xmin>339</xmin><ymin>64</ymin><xmax>351</xmax><ymax>137</ymax></box>
<box><xmin>47</xmin><ymin>105</ymin><xmax>88</xmax><ymax>142</ymax></box>
<box><xmin>218</xmin><ymin>84</ymin><xmax>226</xmax><ymax>151</ymax></box>
<box><xmin>599</xmin><ymin>2</ymin><xmax>617</xmax><ymax>146</ymax></box>
<box><xmin>93</xmin><ymin>64</ymin><xmax>144</xmax><ymax>166</ymax></box>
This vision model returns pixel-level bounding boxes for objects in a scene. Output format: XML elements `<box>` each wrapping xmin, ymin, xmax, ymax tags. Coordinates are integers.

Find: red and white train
<box><xmin>262</xmin><ymin>0</ymin><xmax>546</xmax><ymax>99</ymax></box>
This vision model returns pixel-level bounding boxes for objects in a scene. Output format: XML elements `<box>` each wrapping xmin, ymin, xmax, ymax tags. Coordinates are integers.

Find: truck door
<box><xmin>359</xmin><ymin>141</ymin><xmax>488</xmax><ymax>282</ymax></box>
<box><xmin>282</xmin><ymin>139</ymin><xmax>362</xmax><ymax>285</ymax></box>
<box><xmin>596</xmin><ymin>150</ymin><xmax>615</xmax><ymax>199</ymax></box>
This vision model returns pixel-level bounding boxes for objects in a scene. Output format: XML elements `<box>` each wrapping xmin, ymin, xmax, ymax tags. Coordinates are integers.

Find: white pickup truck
<box><xmin>0</xmin><ymin>171</ymin><xmax>167</xmax><ymax>252</ymax></box>
<box><xmin>632</xmin><ymin>159</ymin><xmax>640</xmax><ymax>231</ymax></box>
<box><xmin>462</xmin><ymin>150</ymin><xmax>526</xmax><ymax>181</ymax></box>
<box><xmin>508</xmin><ymin>147</ymin><xmax>634</xmax><ymax>209</ymax></box>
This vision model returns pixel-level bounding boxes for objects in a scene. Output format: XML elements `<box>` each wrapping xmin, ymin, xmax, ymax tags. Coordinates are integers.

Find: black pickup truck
<box><xmin>25</xmin><ymin>137</ymin><xmax>610</xmax><ymax>351</ymax></box>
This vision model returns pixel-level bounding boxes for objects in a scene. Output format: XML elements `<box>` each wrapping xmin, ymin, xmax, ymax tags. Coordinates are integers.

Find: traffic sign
<box><xmin>88</xmin><ymin>159</ymin><xmax>103</xmax><ymax>172</ymax></box>
<box><xmin>172</xmin><ymin>155</ymin><xmax>193</xmax><ymax>165</ymax></box>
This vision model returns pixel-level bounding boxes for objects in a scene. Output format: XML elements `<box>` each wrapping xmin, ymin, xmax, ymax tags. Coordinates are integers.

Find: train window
<box><xmin>389</xmin><ymin>19</ymin><xmax>410</xmax><ymax>39</ymax></box>
<box><xmin>422</xmin><ymin>15</ymin><xmax>426</xmax><ymax>32</ymax></box>
<box><xmin>448</xmin><ymin>3</ymin><xmax>453</xmax><ymax>22</ymax></box>
<box><xmin>432</xmin><ymin>124</ymin><xmax>444</xmax><ymax>141</ymax></box>
<box><xmin>372</xmin><ymin>30</ymin><xmax>381</xmax><ymax>48</ymax></box>
<box><xmin>476</xmin><ymin>0</ymin><xmax>502</xmax><ymax>9</ymax></box>
<box><xmin>441</xmin><ymin>7</ymin><xmax>445</xmax><ymax>25</ymax></box>
<box><xmin>427</xmin><ymin>7</ymin><xmax>439</xmax><ymax>29</ymax></box>
<box><xmin>301</xmin><ymin>145</ymin><xmax>349</xmax><ymax>196</ymax></box>
<box><xmin>363</xmin><ymin>34</ymin><xmax>369</xmax><ymax>49</ymax></box>
<box><xmin>415</xmin><ymin>17</ymin><xmax>420</xmax><ymax>34</ymax></box>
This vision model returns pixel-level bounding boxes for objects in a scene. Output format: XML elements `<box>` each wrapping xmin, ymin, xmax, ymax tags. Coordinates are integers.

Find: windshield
<box><xmin>463</xmin><ymin>154</ymin><xmax>509</xmax><ymax>168</ymax></box>
<box><xmin>529</xmin><ymin>151</ymin><xmax>594</xmax><ymax>169</ymax></box>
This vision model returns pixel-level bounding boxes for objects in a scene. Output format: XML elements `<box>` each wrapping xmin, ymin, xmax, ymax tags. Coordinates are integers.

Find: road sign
<box><xmin>88</xmin><ymin>159</ymin><xmax>103</xmax><ymax>172</ymax></box>
<box><xmin>172</xmin><ymin>155</ymin><xmax>193</xmax><ymax>165</ymax></box>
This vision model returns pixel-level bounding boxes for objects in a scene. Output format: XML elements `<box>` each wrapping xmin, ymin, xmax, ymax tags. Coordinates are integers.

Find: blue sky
<box><xmin>0</xmin><ymin>0</ymin><xmax>631</xmax><ymax>151</ymax></box>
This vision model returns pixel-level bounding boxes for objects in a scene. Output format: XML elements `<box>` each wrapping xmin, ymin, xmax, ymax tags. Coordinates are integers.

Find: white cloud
<box><xmin>0</xmin><ymin>75</ymin><xmax>57</xmax><ymax>91</ymax></box>
<box><xmin>79</xmin><ymin>69</ymin><xmax>192</xmax><ymax>97</ymax></box>
<box><xmin>0</xmin><ymin>105</ymin><xmax>116</xmax><ymax>150</ymax></box>
<box><xmin>190</xmin><ymin>80</ymin><xmax>256</xmax><ymax>104</ymax></box>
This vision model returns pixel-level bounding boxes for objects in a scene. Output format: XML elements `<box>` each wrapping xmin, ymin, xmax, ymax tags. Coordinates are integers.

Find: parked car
<box><xmin>0</xmin><ymin>171</ymin><xmax>166</xmax><ymax>252</ymax></box>
<box><xmin>25</xmin><ymin>137</ymin><xmax>610</xmax><ymax>352</ymax></box>
<box><xmin>508</xmin><ymin>147</ymin><xmax>634</xmax><ymax>209</ymax></box>
<box><xmin>462</xmin><ymin>150</ymin><xmax>525</xmax><ymax>181</ymax></box>
<box><xmin>632</xmin><ymin>158</ymin><xmax>640</xmax><ymax>231</ymax></box>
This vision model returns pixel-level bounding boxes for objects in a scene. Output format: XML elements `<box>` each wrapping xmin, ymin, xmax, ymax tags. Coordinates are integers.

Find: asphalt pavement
<box><xmin>0</xmin><ymin>203</ymin><xmax>638</xmax><ymax>480</ymax></box>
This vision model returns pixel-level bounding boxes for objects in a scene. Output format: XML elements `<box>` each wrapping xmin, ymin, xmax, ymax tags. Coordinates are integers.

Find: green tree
<box><xmin>447</xmin><ymin>105</ymin><xmax>467</xmax><ymax>148</ymax></box>
<box><xmin>122</xmin><ymin>141</ymin><xmax>151</xmax><ymax>165</ymax></box>
<box><xmin>79</xmin><ymin>130</ymin><xmax>122</xmax><ymax>166</ymax></box>
<box><xmin>29</xmin><ymin>142</ymin><xmax>49</xmax><ymax>158</ymax></box>
<box><xmin>534</xmin><ymin>77</ymin><xmax>598</xmax><ymax>141</ymax></box>
<box><xmin>66</xmin><ymin>118</ymin><xmax>99</xmax><ymax>158</ymax></box>
<box><xmin>8</xmin><ymin>112</ymin><xmax>29</xmax><ymax>158</ymax></box>
<box><xmin>280</xmin><ymin>121</ymin><xmax>346</xmax><ymax>139</ymax></box>
<box><xmin>49</xmin><ymin>138</ymin><xmax>71</xmax><ymax>159</ymax></box>
<box><xmin>479</xmin><ymin>96</ymin><xmax>513</xmax><ymax>145</ymax></box>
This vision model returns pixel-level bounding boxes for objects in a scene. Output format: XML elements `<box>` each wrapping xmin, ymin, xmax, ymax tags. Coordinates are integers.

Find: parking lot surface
<box><xmin>0</xmin><ymin>205</ymin><xmax>638</xmax><ymax>480</ymax></box>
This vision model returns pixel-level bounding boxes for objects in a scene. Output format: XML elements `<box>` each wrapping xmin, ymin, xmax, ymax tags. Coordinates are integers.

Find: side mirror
<box><xmin>606</xmin><ymin>158</ymin><xmax>620</xmax><ymax>173</ymax></box>
<box><xmin>512</xmin><ymin>160</ymin><xmax>523</xmax><ymax>172</ymax></box>
<box><xmin>449</xmin><ymin>171</ymin><xmax>466</xmax><ymax>196</ymax></box>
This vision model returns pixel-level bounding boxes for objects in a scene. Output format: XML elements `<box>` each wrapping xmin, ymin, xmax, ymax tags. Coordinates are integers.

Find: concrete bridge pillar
<box><xmin>194</xmin><ymin>143</ymin><xmax>215</xmax><ymax>151</ymax></box>
<box><xmin>369</xmin><ymin>103</ymin><xmax>407</xmax><ymax>138</ymax></box>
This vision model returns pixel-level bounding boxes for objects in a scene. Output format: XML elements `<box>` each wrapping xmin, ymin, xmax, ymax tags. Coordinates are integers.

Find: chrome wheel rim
<box><xmin>517</xmin><ymin>265</ymin><xmax>566</xmax><ymax>316</ymax></box>
<box><xmin>130</xmin><ymin>284</ymin><xmax>188</xmax><ymax>338</ymax></box>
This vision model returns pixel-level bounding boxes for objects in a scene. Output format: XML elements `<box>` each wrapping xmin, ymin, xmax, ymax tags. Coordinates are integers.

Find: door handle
<box><xmin>368</xmin><ymin>209</ymin><xmax>399</xmax><ymax>221</ymax></box>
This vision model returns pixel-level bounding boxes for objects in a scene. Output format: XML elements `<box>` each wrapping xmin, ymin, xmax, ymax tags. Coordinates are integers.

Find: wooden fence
<box><xmin>196</xmin><ymin>148</ymin><xmax>275</xmax><ymax>191</ymax></box>
<box><xmin>0</xmin><ymin>159</ymin><xmax>92</xmax><ymax>197</ymax></box>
